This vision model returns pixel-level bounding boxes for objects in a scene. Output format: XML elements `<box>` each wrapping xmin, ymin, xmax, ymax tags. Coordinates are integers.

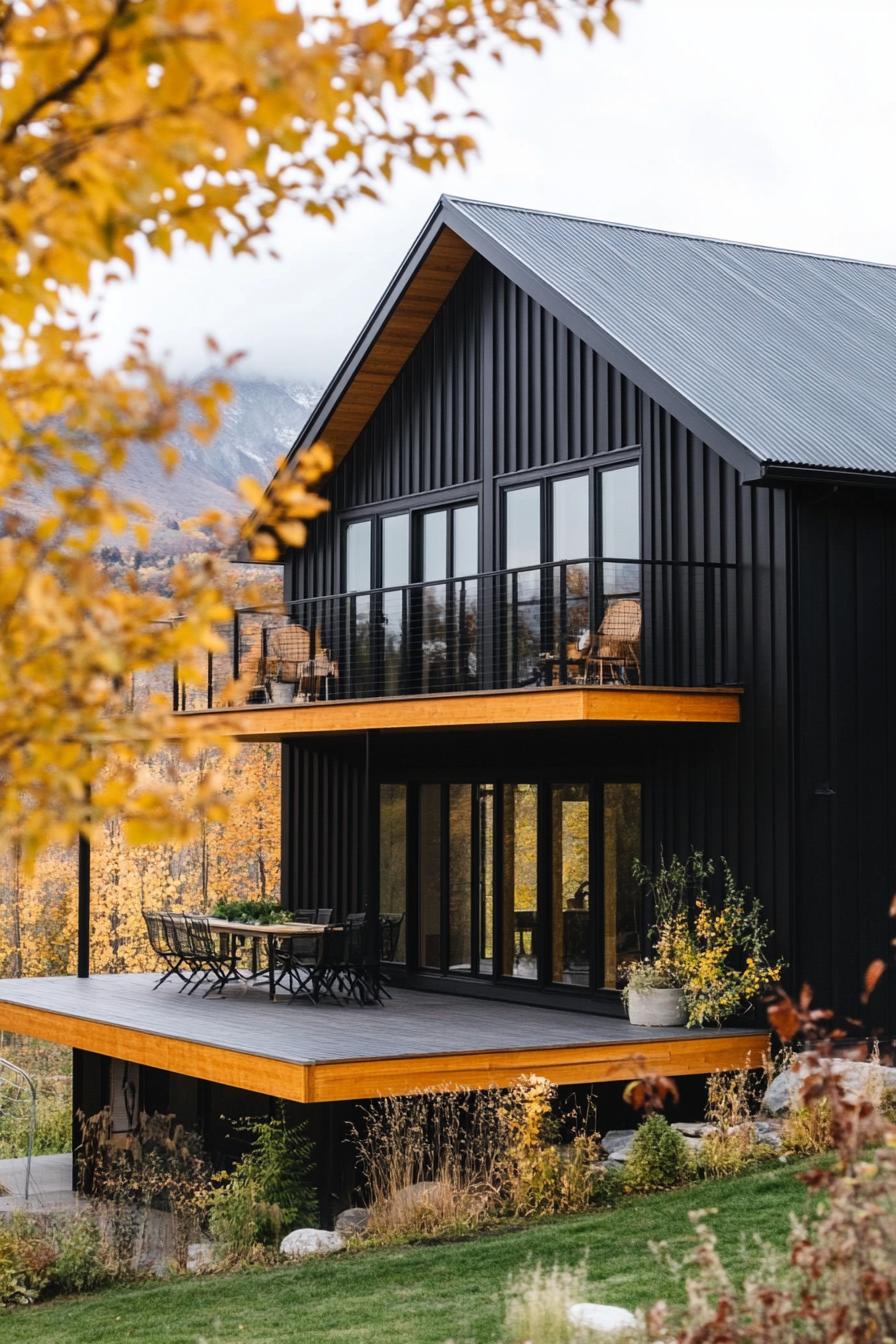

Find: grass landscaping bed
<box><xmin>0</xmin><ymin>1160</ymin><xmax>818</xmax><ymax>1344</ymax></box>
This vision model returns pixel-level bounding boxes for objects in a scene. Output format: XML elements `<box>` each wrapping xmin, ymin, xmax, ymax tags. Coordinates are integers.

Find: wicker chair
<box><xmin>581</xmin><ymin>598</ymin><xmax>642</xmax><ymax>685</ymax></box>
<box><xmin>265</xmin><ymin>626</ymin><xmax>338</xmax><ymax>700</ymax></box>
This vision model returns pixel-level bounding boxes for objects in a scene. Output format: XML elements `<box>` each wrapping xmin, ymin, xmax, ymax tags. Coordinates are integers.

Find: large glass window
<box><xmin>500</xmin><ymin>783</ymin><xmax>539</xmax><ymax>979</ymax></box>
<box><xmin>601</xmin><ymin>464</ymin><xmax>640</xmax><ymax>598</ymax></box>
<box><xmin>602</xmin><ymin>783</ymin><xmax>642</xmax><ymax>988</ymax></box>
<box><xmin>381</xmin><ymin>513</ymin><xmax>409</xmax><ymax>695</ymax></box>
<box><xmin>379</xmin><ymin>784</ymin><xmax>407</xmax><ymax>962</ymax></box>
<box><xmin>477</xmin><ymin>784</ymin><xmax>494</xmax><ymax>974</ymax></box>
<box><xmin>550</xmin><ymin>784</ymin><xmax>590</xmax><ymax>986</ymax></box>
<box><xmin>448</xmin><ymin>784</ymin><xmax>473</xmax><ymax>971</ymax></box>
<box><xmin>419</xmin><ymin>784</ymin><xmax>442</xmax><ymax>970</ymax></box>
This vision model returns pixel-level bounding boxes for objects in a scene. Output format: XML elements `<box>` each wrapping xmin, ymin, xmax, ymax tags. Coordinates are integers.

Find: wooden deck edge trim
<box><xmin>167</xmin><ymin>685</ymin><xmax>742</xmax><ymax>741</ymax></box>
<box><xmin>306</xmin><ymin>1032</ymin><xmax>770</xmax><ymax>1101</ymax></box>
<box><xmin>0</xmin><ymin>997</ymin><xmax>766</xmax><ymax>1105</ymax></box>
<box><xmin>0</xmin><ymin>1000</ymin><xmax>313</xmax><ymax>1104</ymax></box>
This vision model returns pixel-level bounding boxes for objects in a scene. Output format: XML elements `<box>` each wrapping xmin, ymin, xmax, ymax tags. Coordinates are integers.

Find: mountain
<box><xmin>15</xmin><ymin>376</ymin><xmax>321</xmax><ymax>559</ymax></box>
<box><xmin>119</xmin><ymin>376</ymin><xmax>321</xmax><ymax>554</ymax></box>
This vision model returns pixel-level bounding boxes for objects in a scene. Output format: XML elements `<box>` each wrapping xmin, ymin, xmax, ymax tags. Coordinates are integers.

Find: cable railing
<box><xmin>169</xmin><ymin>557</ymin><xmax>740</xmax><ymax>712</ymax></box>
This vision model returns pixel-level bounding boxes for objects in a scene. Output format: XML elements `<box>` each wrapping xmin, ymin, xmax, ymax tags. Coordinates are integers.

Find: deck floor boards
<box><xmin>0</xmin><ymin>974</ymin><xmax>757</xmax><ymax>1066</ymax></box>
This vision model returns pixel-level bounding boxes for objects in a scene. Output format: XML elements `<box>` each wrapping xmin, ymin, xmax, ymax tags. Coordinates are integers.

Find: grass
<box><xmin>0</xmin><ymin>1158</ymin><xmax>819</xmax><ymax>1344</ymax></box>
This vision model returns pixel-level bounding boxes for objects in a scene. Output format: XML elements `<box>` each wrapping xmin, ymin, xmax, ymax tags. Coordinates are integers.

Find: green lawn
<box><xmin>2</xmin><ymin>1162</ymin><xmax>818</xmax><ymax>1344</ymax></box>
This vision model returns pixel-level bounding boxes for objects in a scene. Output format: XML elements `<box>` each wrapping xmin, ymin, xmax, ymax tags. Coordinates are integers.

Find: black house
<box><xmin>3</xmin><ymin>197</ymin><xmax>894</xmax><ymax>1175</ymax></box>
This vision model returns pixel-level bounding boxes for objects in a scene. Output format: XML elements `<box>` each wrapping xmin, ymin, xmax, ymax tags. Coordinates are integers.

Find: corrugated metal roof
<box><xmin>446</xmin><ymin>197</ymin><xmax>896</xmax><ymax>476</ymax></box>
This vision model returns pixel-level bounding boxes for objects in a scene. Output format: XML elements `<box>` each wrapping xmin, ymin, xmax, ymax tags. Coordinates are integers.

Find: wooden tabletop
<box><xmin>206</xmin><ymin>917</ymin><xmax>327</xmax><ymax>938</ymax></box>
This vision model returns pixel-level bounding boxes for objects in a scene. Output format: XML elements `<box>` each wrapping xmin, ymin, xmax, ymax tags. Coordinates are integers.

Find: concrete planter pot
<box><xmin>269</xmin><ymin>681</ymin><xmax>297</xmax><ymax>705</ymax></box>
<box><xmin>627</xmin><ymin>987</ymin><xmax>688</xmax><ymax>1027</ymax></box>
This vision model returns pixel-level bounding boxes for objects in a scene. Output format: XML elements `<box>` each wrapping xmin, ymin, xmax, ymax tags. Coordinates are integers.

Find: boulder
<box><xmin>600</xmin><ymin>1129</ymin><xmax>637</xmax><ymax>1161</ymax></box>
<box><xmin>568</xmin><ymin>1302</ymin><xmax>638</xmax><ymax>1334</ymax></box>
<box><xmin>280</xmin><ymin>1228</ymin><xmax>345</xmax><ymax>1259</ymax></box>
<box><xmin>385</xmin><ymin>1180</ymin><xmax>451</xmax><ymax>1218</ymax></box>
<box><xmin>671</xmin><ymin>1121</ymin><xmax>713</xmax><ymax>1139</ymax></box>
<box><xmin>761</xmin><ymin>1058</ymin><xmax>896</xmax><ymax>1116</ymax></box>
<box><xmin>334</xmin><ymin>1206</ymin><xmax>370</xmax><ymax>1236</ymax></box>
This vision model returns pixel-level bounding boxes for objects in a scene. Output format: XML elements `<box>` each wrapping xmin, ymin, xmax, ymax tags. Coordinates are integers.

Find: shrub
<box><xmin>645</xmin><ymin>1153</ymin><xmax>896</xmax><ymax>1344</ymax></box>
<box><xmin>780</xmin><ymin>1098</ymin><xmax>834</xmax><ymax>1155</ymax></box>
<box><xmin>208</xmin><ymin>1106</ymin><xmax>315</xmax><ymax>1258</ymax></box>
<box><xmin>78</xmin><ymin>1108</ymin><xmax>209</xmax><ymax>1273</ymax></box>
<box><xmin>697</xmin><ymin>1068</ymin><xmax>770</xmax><ymax>1179</ymax></box>
<box><xmin>498</xmin><ymin>1076</ymin><xmax>602</xmax><ymax>1218</ymax></box>
<box><xmin>44</xmin><ymin>1215</ymin><xmax>109</xmax><ymax>1297</ymax></box>
<box><xmin>0</xmin><ymin>1213</ymin><xmax>55</xmax><ymax>1306</ymax></box>
<box><xmin>624</xmin><ymin>1115</ymin><xmax>693</xmax><ymax>1194</ymax></box>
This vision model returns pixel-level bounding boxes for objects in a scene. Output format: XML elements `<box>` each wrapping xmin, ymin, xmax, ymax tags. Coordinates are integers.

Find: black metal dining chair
<box><xmin>143</xmin><ymin>911</ymin><xmax>189</xmax><ymax>990</ymax></box>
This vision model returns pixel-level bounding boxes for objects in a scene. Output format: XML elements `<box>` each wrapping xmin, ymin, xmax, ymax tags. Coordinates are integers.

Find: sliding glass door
<box><xmin>385</xmin><ymin>777</ymin><xmax>642</xmax><ymax>993</ymax></box>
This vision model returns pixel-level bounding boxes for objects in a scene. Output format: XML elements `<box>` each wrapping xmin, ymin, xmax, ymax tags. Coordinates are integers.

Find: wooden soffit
<box><xmin>309</xmin><ymin>226</ymin><xmax>473</xmax><ymax>470</ymax></box>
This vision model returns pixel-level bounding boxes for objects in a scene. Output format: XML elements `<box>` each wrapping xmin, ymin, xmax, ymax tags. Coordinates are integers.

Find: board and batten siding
<box><xmin>282</xmin><ymin>251</ymin><xmax>796</xmax><ymax>1003</ymax></box>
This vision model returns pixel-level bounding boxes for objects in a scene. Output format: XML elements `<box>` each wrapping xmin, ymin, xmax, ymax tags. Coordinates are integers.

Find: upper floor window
<box><xmin>501</xmin><ymin>462</ymin><xmax>640</xmax><ymax>570</ymax></box>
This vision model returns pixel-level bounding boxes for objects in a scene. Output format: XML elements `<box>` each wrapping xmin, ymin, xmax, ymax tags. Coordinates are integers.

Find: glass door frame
<box><xmin>385</xmin><ymin>768</ymin><xmax>642</xmax><ymax>1003</ymax></box>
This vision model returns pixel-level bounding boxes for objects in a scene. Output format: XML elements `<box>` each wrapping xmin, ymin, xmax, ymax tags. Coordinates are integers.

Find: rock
<box><xmin>568</xmin><ymin>1302</ymin><xmax>638</xmax><ymax>1334</ymax></box>
<box><xmin>385</xmin><ymin>1180</ymin><xmax>451</xmax><ymax>1218</ymax></box>
<box><xmin>753</xmin><ymin>1120</ymin><xmax>783</xmax><ymax>1148</ymax></box>
<box><xmin>279</xmin><ymin>1228</ymin><xmax>345</xmax><ymax>1259</ymax></box>
<box><xmin>761</xmin><ymin>1058</ymin><xmax>896</xmax><ymax>1116</ymax></box>
<box><xmin>601</xmin><ymin>1129</ymin><xmax>637</xmax><ymax>1159</ymax></box>
<box><xmin>672</xmin><ymin>1121</ymin><xmax>713</xmax><ymax>1139</ymax></box>
<box><xmin>186</xmin><ymin>1240</ymin><xmax>216</xmax><ymax>1271</ymax></box>
<box><xmin>334</xmin><ymin>1206</ymin><xmax>370</xmax><ymax>1236</ymax></box>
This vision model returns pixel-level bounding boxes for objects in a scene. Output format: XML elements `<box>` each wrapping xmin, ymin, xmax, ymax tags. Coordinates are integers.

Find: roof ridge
<box><xmin>443</xmin><ymin>194</ymin><xmax>896</xmax><ymax>274</ymax></box>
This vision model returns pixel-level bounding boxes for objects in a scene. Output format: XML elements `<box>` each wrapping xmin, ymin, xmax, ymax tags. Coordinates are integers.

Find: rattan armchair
<box><xmin>581</xmin><ymin>598</ymin><xmax>642</xmax><ymax>685</ymax></box>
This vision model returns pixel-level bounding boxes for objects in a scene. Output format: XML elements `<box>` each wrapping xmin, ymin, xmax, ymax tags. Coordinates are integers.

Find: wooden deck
<box><xmin>168</xmin><ymin>685</ymin><xmax>743</xmax><ymax>743</ymax></box>
<box><xmin>0</xmin><ymin>975</ymin><xmax>766</xmax><ymax>1104</ymax></box>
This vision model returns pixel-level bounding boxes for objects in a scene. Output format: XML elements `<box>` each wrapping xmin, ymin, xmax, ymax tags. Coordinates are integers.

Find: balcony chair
<box><xmin>143</xmin><ymin>910</ymin><xmax>190</xmax><ymax>990</ymax></box>
<box><xmin>272</xmin><ymin>907</ymin><xmax>336</xmax><ymax>1002</ymax></box>
<box><xmin>265</xmin><ymin>626</ymin><xmax>339</xmax><ymax>703</ymax></box>
<box><xmin>167</xmin><ymin>914</ymin><xmax>242</xmax><ymax>997</ymax></box>
<box><xmin>311</xmin><ymin>914</ymin><xmax>382</xmax><ymax>1006</ymax></box>
<box><xmin>580</xmin><ymin>598</ymin><xmax>642</xmax><ymax>685</ymax></box>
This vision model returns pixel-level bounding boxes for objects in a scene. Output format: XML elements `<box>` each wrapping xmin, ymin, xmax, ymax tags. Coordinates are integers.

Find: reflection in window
<box><xmin>550</xmin><ymin>784</ymin><xmax>590</xmax><ymax>985</ymax></box>
<box><xmin>552</xmin><ymin>475</ymin><xmax>590</xmax><ymax>662</ymax></box>
<box><xmin>501</xmin><ymin>783</ymin><xmax>539</xmax><ymax>979</ymax></box>
<box><xmin>419</xmin><ymin>784</ymin><xmax>442</xmax><ymax>970</ymax></box>
<box><xmin>504</xmin><ymin>487</ymin><xmax>542</xmax><ymax>686</ymax></box>
<box><xmin>602</xmin><ymin>783</ymin><xmax>642</xmax><ymax>988</ymax></box>
<box><xmin>601</xmin><ymin>465</ymin><xmax>640</xmax><ymax>598</ymax></box>
<box><xmin>379</xmin><ymin>785</ymin><xmax>407</xmax><ymax>962</ymax></box>
<box><xmin>448</xmin><ymin>785</ymin><xmax>472</xmax><ymax>971</ymax></box>
<box><xmin>477</xmin><ymin>785</ymin><xmax>494</xmax><ymax>974</ymax></box>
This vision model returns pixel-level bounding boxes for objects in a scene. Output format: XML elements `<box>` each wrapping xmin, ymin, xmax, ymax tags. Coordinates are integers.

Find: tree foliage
<box><xmin>0</xmin><ymin>0</ymin><xmax>625</xmax><ymax>859</ymax></box>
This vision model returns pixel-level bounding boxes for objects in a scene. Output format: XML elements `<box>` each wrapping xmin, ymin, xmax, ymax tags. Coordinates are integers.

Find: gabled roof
<box><xmin>287</xmin><ymin>196</ymin><xmax>896</xmax><ymax>482</ymax></box>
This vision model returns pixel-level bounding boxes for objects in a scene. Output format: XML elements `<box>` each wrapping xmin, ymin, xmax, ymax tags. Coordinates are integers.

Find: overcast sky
<box><xmin>95</xmin><ymin>0</ymin><xmax>896</xmax><ymax>388</ymax></box>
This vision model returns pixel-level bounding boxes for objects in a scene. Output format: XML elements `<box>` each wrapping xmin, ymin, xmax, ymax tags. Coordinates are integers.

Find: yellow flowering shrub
<box><xmin>636</xmin><ymin>852</ymin><xmax>783</xmax><ymax>1027</ymax></box>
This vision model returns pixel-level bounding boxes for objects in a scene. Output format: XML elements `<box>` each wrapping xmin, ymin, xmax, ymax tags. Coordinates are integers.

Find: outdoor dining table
<box><xmin>205</xmin><ymin>918</ymin><xmax>327</xmax><ymax>1001</ymax></box>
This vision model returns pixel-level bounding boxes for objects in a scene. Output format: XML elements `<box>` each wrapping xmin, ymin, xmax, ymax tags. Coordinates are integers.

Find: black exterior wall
<box><xmin>279</xmin><ymin>252</ymin><xmax>797</xmax><ymax>1010</ymax></box>
<box><xmin>278</xmin><ymin>248</ymin><xmax>896</xmax><ymax>1027</ymax></box>
<box><xmin>793</xmin><ymin>486</ymin><xmax>896</xmax><ymax>1030</ymax></box>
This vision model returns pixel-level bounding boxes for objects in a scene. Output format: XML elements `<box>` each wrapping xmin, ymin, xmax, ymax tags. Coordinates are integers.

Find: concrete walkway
<box><xmin>0</xmin><ymin>1152</ymin><xmax>79</xmax><ymax>1213</ymax></box>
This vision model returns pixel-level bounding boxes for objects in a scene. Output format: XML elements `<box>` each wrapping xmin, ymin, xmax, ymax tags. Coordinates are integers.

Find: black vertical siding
<box><xmin>281</xmin><ymin>740</ymin><xmax>364</xmax><ymax>917</ymax></box>
<box><xmin>640</xmin><ymin>400</ymin><xmax>794</xmax><ymax>973</ymax></box>
<box><xmin>282</xmin><ymin>251</ymin><xmax>805</xmax><ymax>1011</ymax></box>
<box><xmin>793</xmin><ymin>489</ymin><xmax>896</xmax><ymax>1026</ymax></box>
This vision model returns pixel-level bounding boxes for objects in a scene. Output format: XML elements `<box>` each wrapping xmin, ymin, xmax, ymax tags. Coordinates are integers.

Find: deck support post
<box><xmin>77</xmin><ymin>829</ymin><xmax>90</xmax><ymax>978</ymax></box>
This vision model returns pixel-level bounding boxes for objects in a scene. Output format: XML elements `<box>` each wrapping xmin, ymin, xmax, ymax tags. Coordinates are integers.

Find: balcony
<box><xmin>168</xmin><ymin>559</ymin><xmax>743</xmax><ymax>737</ymax></box>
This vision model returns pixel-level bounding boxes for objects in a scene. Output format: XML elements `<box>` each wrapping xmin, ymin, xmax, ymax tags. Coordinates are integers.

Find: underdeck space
<box><xmin>0</xmin><ymin>975</ymin><xmax>766</xmax><ymax>1103</ymax></box>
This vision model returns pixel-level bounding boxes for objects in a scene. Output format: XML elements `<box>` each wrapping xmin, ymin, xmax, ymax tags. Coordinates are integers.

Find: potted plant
<box><xmin>622</xmin><ymin>960</ymin><xmax>687</xmax><ymax>1027</ymax></box>
<box><xmin>625</xmin><ymin>851</ymin><xmax>783</xmax><ymax>1029</ymax></box>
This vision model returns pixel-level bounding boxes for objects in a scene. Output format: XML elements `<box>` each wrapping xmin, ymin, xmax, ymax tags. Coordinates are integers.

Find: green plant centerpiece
<box><xmin>626</xmin><ymin>851</ymin><xmax>783</xmax><ymax>1028</ymax></box>
<box><xmin>211</xmin><ymin>899</ymin><xmax>290</xmax><ymax>926</ymax></box>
